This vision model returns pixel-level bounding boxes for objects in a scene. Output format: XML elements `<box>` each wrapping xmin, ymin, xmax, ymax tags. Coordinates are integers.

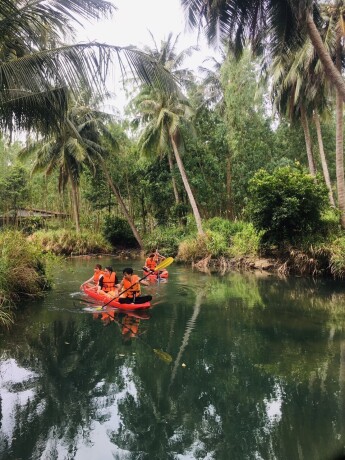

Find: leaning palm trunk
<box><xmin>170</xmin><ymin>133</ymin><xmax>204</xmax><ymax>235</ymax></box>
<box><xmin>168</xmin><ymin>151</ymin><xmax>180</xmax><ymax>204</ymax></box>
<box><xmin>69</xmin><ymin>175</ymin><xmax>80</xmax><ymax>233</ymax></box>
<box><xmin>336</xmin><ymin>66</ymin><xmax>345</xmax><ymax>225</ymax></box>
<box><xmin>300</xmin><ymin>105</ymin><xmax>316</xmax><ymax>176</ymax></box>
<box><xmin>102</xmin><ymin>167</ymin><xmax>144</xmax><ymax>248</ymax></box>
<box><xmin>313</xmin><ymin>111</ymin><xmax>335</xmax><ymax>207</ymax></box>
<box><xmin>306</xmin><ymin>12</ymin><xmax>345</xmax><ymax>103</ymax></box>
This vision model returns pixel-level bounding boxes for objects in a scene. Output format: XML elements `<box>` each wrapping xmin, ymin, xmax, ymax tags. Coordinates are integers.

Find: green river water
<box><xmin>1</xmin><ymin>256</ymin><xmax>345</xmax><ymax>460</ymax></box>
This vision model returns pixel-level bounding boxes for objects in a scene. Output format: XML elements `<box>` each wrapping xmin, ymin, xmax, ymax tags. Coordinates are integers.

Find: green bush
<box><xmin>144</xmin><ymin>225</ymin><xmax>186</xmax><ymax>256</ymax></box>
<box><xmin>247</xmin><ymin>166</ymin><xmax>328</xmax><ymax>245</ymax></box>
<box><xmin>177</xmin><ymin>230</ymin><xmax>228</xmax><ymax>262</ymax></box>
<box><xmin>102</xmin><ymin>215</ymin><xmax>138</xmax><ymax>248</ymax></box>
<box><xmin>205</xmin><ymin>217</ymin><xmax>247</xmax><ymax>243</ymax></box>
<box><xmin>228</xmin><ymin>223</ymin><xmax>262</xmax><ymax>257</ymax></box>
<box><xmin>328</xmin><ymin>237</ymin><xmax>345</xmax><ymax>278</ymax></box>
<box><xmin>0</xmin><ymin>230</ymin><xmax>52</xmax><ymax>326</ymax></box>
<box><xmin>20</xmin><ymin>216</ymin><xmax>45</xmax><ymax>234</ymax></box>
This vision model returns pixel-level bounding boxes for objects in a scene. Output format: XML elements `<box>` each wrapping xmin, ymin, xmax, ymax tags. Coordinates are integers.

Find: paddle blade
<box><xmin>155</xmin><ymin>257</ymin><xmax>174</xmax><ymax>271</ymax></box>
<box><xmin>153</xmin><ymin>348</ymin><xmax>173</xmax><ymax>363</ymax></box>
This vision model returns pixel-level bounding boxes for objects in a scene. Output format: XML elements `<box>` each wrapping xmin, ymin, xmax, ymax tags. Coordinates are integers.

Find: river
<box><xmin>0</xmin><ymin>256</ymin><xmax>345</xmax><ymax>460</ymax></box>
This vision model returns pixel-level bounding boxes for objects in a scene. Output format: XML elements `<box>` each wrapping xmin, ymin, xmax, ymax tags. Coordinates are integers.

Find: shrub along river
<box><xmin>1</xmin><ymin>257</ymin><xmax>345</xmax><ymax>460</ymax></box>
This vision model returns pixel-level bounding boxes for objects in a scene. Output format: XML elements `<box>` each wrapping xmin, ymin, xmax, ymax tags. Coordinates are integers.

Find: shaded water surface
<box><xmin>1</xmin><ymin>257</ymin><xmax>345</xmax><ymax>459</ymax></box>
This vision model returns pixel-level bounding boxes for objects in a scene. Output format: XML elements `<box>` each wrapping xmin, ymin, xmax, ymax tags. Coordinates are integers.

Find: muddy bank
<box><xmin>191</xmin><ymin>249</ymin><xmax>335</xmax><ymax>278</ymax></box>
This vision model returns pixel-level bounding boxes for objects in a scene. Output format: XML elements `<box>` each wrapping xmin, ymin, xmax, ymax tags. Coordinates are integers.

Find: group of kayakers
<box><xmin>80</xmin><ymin>251</ymin><xmax>166</xmax><ymax>305</ymax></box>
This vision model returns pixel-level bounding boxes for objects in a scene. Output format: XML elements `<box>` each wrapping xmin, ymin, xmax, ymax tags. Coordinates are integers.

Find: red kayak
<box><xmin>143</xmin><ymin>269</ymin><xmax>169</xmax><ymax>281</ymax></box>
<box><xmin>82</xmin><ymin>283</ymin><xmax>151</xmax><ymax>311</ymax></box>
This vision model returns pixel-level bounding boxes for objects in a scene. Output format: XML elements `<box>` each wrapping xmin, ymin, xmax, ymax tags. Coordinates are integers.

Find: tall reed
<box><xmin>0</xmin><ymin>230</ymin><xmax>51</xmax><ymax>326</ymax></box>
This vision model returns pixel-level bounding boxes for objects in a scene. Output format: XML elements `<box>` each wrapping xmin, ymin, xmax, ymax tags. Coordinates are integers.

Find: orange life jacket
<box><xmin>101</xmin><ymin>271</ymin><xmax>116</xmax><ymax>292</ymax></box>
<box><xmin>93</xmin><ymin>270</ymin><xmax>105</xmax><ymax>284</ymax></box>
<box><xmin>122</xmin><ymin>275</ymin><xmax>141</xmax><ymax>298</ymax></box>
<box><xmin>145</xmin><ymin>258</ymin><xmax>156</xmax><ymax>270</ymax></box>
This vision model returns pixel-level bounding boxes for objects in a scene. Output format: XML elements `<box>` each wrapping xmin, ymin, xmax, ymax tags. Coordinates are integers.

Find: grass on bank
<box><xmin>30</xmin><ymin>229</ymin><xmax>112</xmax><ymax>255</ymax></box>
<box><xmin>0</xmin><ymin>230</ymin><xmax>53</xmax><ymax>326</ymax></box>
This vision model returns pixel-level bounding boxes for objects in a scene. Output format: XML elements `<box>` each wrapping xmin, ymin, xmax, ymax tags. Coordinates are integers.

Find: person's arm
<box><xmin>116</xmin><ymin>280</ymin><xmax>124</xmax><ymax>292</ymax></box>
<box><xmin>155</xmin><ymin>250</ymin><xmax>165</xmax><ymax>261</ymax></box>
<box><xmin>140</xmin><ymin>279</ymin><xmax>150</xmax><ymax>286</ymax></box>
<box><xmin>80</xmin><ymin>276</ymin><xmax>93</xmax><ymax>288</ymax></box>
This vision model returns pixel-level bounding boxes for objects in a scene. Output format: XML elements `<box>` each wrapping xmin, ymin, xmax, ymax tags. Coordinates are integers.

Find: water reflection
<box><xmin>92</xmin><ymin>309</ymin><xmax>151</xmax><ymax>345</ymax></box>
<box><xmin>1</xmin><ymin>261</ymin><xmax>345</xmax><ymax>459</ymax></box>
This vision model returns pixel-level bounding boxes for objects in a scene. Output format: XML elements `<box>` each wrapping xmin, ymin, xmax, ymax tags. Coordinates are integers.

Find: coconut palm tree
<box><xmin>135</xmin><ymin>88</ymin><xmax>205</xmax><ymax>235</ymax></box>
<box><xmin>180</xmin><ymin>0</ymin><xmax>345</xmax><ymax>102</ymax></box>
<box><xmin>20</xmin><ymin>101</ymin><xmax>95</xmax><ymax>233</ymax></box>
<box><xmin>269</xmin><ymin>4</ymin><xmax>344</xmax><ymax>216</ymax></box>
<box><xmin>21</xmin><ymin>100</ymin><xmax>145</xmax><ymax>245</ymax></box>
<box><xmin>0</xmin><ymin>0</ymin><xmax>177</xmax><ymax>134</ymax></box>
<box><xmin>139</xmin><ymin>33</ymin><xmax>197</xmax><ymax>206</ymax></box>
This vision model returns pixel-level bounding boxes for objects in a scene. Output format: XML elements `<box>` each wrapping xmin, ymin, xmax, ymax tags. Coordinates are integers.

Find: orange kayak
<box><xmin>82</xmin><ymin>283</ymin><xmax>151</xmax><ymax>311</ymax></box>
<box><xmin>143</xmin><ymin>269</ymin><xmax>169</xmax><ymax>281</ymax></box>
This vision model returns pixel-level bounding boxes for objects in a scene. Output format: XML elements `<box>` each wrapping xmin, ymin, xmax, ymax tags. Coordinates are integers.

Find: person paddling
<box><xmin>143</xmin><ymin>251</ymin><xmax>168</xmax><ymax>277</ymax></box>
<box><xmin>117</xmin><ymin>267</ymin><xmax>152</xmax><ymax>304</ymax></box>
<box><xmin>143</xmin><ymin>253</ymin><xmax>157</xmax><ymax>272</ymax></box>
<box><xmin>81</xmin><ymin>264</ymin><xmax>104</xmax><ymax>291</ymax></box>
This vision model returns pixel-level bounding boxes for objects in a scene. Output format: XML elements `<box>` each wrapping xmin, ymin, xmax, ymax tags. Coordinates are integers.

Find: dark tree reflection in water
<box><xmin>0</xmin><ymin>259</ymin><xmax>345</xmax><ymax>459</ymax></box>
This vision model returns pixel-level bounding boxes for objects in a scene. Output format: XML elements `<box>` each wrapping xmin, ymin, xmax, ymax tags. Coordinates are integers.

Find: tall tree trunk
<box><xmin>168</xmin><ymin>151</ymin><xmax>180</xmax><ymax>204</ymax></box>
<box><xmin>170</xmin><ymin>134</ymin><xmax>204</xmax><ymax>235</ymax></box>
<box><xmin>226</xmin><ymin>155</ymin><xmax>234</xmax><ymax>219</ymax></box>
<box><xmin>140</xmin><ymin>193</ymin><xmax>147</xmax><ymax>234</ymax></box>
<box><xmin>300</xmin><ymin>105</ymin><xmax>316</xmax><ymax>176</ymax></box>
<box><xmin>69</xmin><ymin>178</ymin><xmax>80</xmax><ymax>233</ymax></box>
<box><xmin>313</xmin><ymin>111</ymin><xmax>335</xmax><ymax>207</ymax></box>
<box><xmin>335</xmin><ymin>36</ymin><xmax>345</xmax><ymax>228</ymax></box>
<box><xmin>306</xmin><ymin>12</ymin><xmax>345</xmax><ymax>102</ymax></box>
<box><xmin>102</xmin><ymin>166</ymin><xmax>144</xmax><ymax>248</ymax></box>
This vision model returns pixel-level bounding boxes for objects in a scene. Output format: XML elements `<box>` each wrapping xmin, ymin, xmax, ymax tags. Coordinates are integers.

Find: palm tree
<box><xmin>20</xmin><ymin>101</ymin><xmax>94</xmax><ymax>233</ymax></box>
<box><xmin>140</xmin><ymin>32</ymin><xmax>197</xmax><ymax>206</ymax></box>
<box><xmin>21</xmin><ymin>100</ymin><xmax>145</xmax><ymax>245</ymax></box>
<box><xmin>143</xmin><ymin>31</ymin><xmax>197</xmax><ymax>87</ymax></box>
<box><xmin>135</xmin><ymin>88</ymin><xmax>205</xmax><ymax>235</ymax></box>
<box><xmin>268</xmin><ymin>5</ymin><xmax>342</xmax><ymax>215</ymax></box>
<box><xmin>0</xmin><ymin>0</ymin><xmax>177</xmax><ymax>134</ymax></box>
<box><xmin>180</xmin><ymin>0</ymin><xmax>345</xmax><ymax>102</ymax></box>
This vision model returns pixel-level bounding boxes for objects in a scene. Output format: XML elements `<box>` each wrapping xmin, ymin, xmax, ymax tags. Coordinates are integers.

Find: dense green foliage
<box><xmin>102</xmin><ymin>216</ymin><xmax>139</xmax><ymax>248</ymax></box>
<box><xmin>248</xmin><ymin>166</ymin><xmax>329</xmax><ymax>244</ymax></box>
<box><xmin>0</xmin><ymin>230</ymin><xmax>52</xmax><ymax>325</ymax></box>
<box><xmin>0</xmin><ymin>163</ymin><xmax>29</xmax><ymax>213</ymax></box>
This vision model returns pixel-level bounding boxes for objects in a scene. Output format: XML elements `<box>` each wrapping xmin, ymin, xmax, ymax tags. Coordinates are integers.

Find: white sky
<box><xmin>76</xmin><ymin>0</ymin><xmax>220</xmax><ymax>112</ymax></box>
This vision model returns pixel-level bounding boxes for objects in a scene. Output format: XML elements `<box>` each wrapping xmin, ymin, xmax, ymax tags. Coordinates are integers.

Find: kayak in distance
<box><xmin>143</xmin><ymin>269</ymin><xmax>169</xmax><ymax>281</ymax></box>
